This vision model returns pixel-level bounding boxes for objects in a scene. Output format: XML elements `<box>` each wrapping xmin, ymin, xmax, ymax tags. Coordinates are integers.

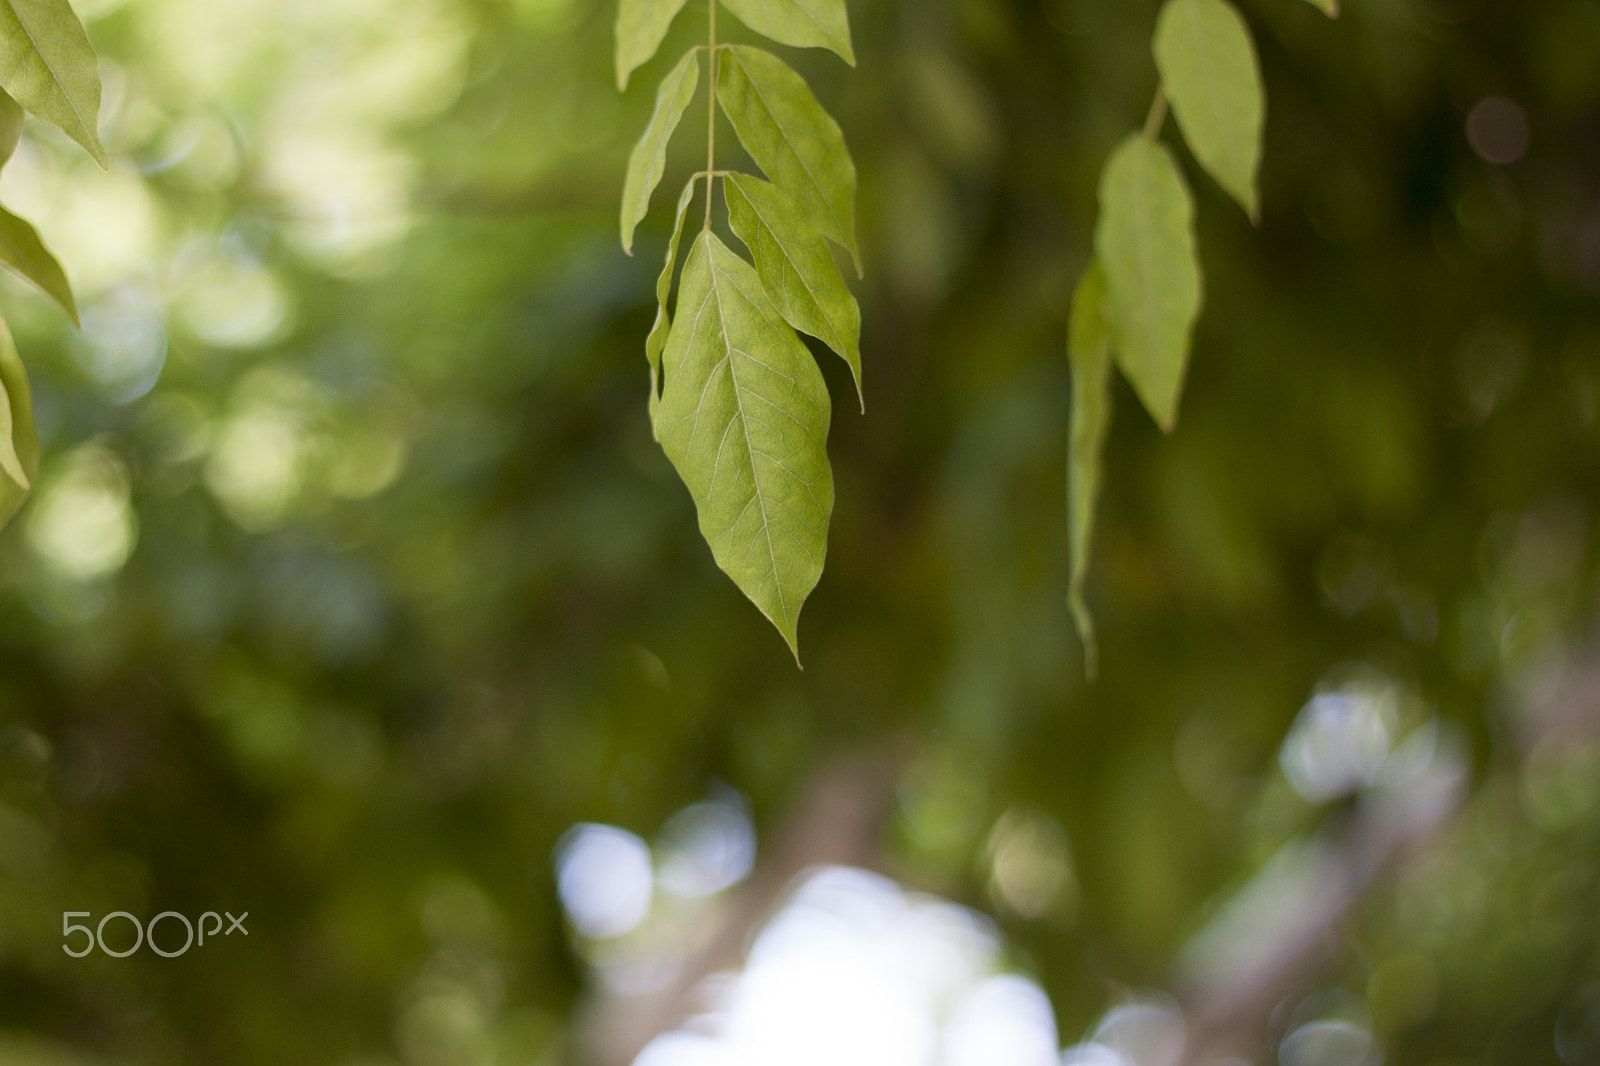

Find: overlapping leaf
<box><xmin>0</xmin><ymin>315</ymin><xmax>37</xmax><ymax>529</ymax></box>
<box><xmin>0</xmin><ymin>88</ymin><xmax>22</xmax><ymax>168</ymax></box>
<box><xmin>645</xmin><ymin>176</ymin><xmax>700</xmax><ymax>433</ymax></box>
<box><xmin>0</xmin><ymin>203</ymin><xmax>77</xmax><ymax>325</ymax></box>
<box><xmin>621</xmin><ymin>48</ymin><xmax>700</xmax><ymax>254</ymax></box>
<box><xmin>717</xmin><ymin>45</ymin><xmax>860</xmax><ymax>272</ymax></box>
<box><xmin>1154</xmin><ymin>0</ymin><xmax>1265</xmax><ymax>219</ymax></box>
<box><xmin>615</xmin><ymin>0</ymin><xmax>690</xmax><ymax>92</ymax></box>
<box><xmin>1067</xmin><ymin>262</ymin><xmax>1112</xmax><ymax>679</ymax></box>
<box><xmin>718</xmin><ymin>0</ymin><xmax>854</xmax><ymax>66</ymax></box>
<box><xmin>655</xmin><ymin>232</ymin><xmax>833</xmax><ymax>660</ymax></box>
<box><xmin>0</xmin><ymin>0</ymin><xmax>106</xmax><ymax>166</ymax></box>
<box><xmin>724</xmin><ymin>171</ymin><xmax>861</xmax><ymax>406</ymax></box>
<box><xmin>1094</xmin><ymin>134</ymin><xmax>1201</xmax><ymax>432</ymax></box>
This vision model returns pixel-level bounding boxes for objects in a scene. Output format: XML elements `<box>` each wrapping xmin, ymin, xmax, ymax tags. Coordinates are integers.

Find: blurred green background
<box><xmin>2</xmin><ymin>0</ymin><xmax>1599</xmax><ymax>1063</ymax></box>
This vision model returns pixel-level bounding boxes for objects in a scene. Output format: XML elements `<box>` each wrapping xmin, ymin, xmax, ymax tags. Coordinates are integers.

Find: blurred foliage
<box><xmin>1</xmin><ymin>0</ymin><xmax>1599</xmax><ymax>1064</ymax></box>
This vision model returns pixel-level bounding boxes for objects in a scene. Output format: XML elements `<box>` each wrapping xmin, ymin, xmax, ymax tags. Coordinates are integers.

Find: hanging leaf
<box><xmin>655</xmin><ymin>231</ymin><xmax>833</xmax><ymax>660</ymax></box>
<box><xmin>724</xmin><ymin>171</ymin><xmax>862</xmax><ymax>407</ymax></box>
<box><xmin>1302</xmin><ymin>0</ymin><xmax>1337</xmax><ymax>15</ymax></box>
<box><xmin>0</xmin><ymin>88</ymin><xmax>23</xmax><ymax>168</ymax></box>
<box><xmin>621</xmin><ymin>48</ymin><xmax>701</xmax><ymax>254</ymax></box>
<box><xmin>0</xmin><ymin>315</ymin><xmax>37</xmax><ymax>529</ymax></box>
<box><xmin>718</xmin><ymin>0</ymin><xmax>854</xmax><ymax>66</ymax></box>
<box><xmin>1153</xmin><ymin>0</ymin><xmax>1265</xmax><ymax>219</ymax></box>
<box><xmin>645</xmin><ymin>175</ymin><xmax>700</xmax><ymax>434</ymax></box>
<box><xmin>717</xmin><ymin>45</ymin><xmax>860</xmax><ymax>272</ymax></box>
<box><xmin>0</xmin><ymin>0</ymin><xmax>106</xmax><ymax>166</ymax></box>
<box><xmin>1067</xmin><ymin>262</ymin><xmax>1113</xmax><ymax>680</ymax></box>
<box><xmin>0</xmin><ymin>203</ymin><xmax>78</xmax><ymax>325</ymax></box>
<box><xmin>1094</xmin><ymin>134</ymin><xmax>1201</xmax><ymax>432</ymax></box>
<box><xmin>615</xmin><ymin>0</ymin><xmax>691</xmax><ymax>92</ymax></box>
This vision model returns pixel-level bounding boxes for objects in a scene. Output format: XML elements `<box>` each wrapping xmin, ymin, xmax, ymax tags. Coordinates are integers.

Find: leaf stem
<box><xmin>1143</xmin><ymin>87</ymin><xmax>1168</xmax><ymax>140</ymax></box>
<box><xmin>704</xmin><ymin>0</ymin><xmax>717</xmax><ymax>231</ymax></box>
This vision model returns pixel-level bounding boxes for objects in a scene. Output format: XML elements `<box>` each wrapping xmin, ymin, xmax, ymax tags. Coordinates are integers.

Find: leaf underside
<box><xmin>1154</xmin><ymin>0</ymin><xmax>1265</xmax><ymax>219</ymax></box>
<box><xmin>0</xmin><ymin>202</ymin><xmax>78</xmax><ymax>324</ymax></box>
<box><xmin>1067</xmin><ymin>261</ymin><xmax>1113</xmax><ymax>680</ymax></box>
<box><xmin>621</xmin><ymin>47</ymin><xmax>700</xmax><ymax>254</ymax></box>
<box><xmin>0</xmin><ymin>0</ymin><xmax>106</xmax><ymax>166</ymax></box>
<box><xmin>645</xmin><ymin>175</ymin><xmax>700</xmax><ymax>434</ymax></box>
<box><xmin>1094</xmin><ymin>134</ymin><xmax>1201</xmax><ymax>432</ymax></box>
<box><xmin>0</xmin><ymin>315</ymin><xmax>38</xmax><ymax>528</ymax></box>
<box><xmin>655</xmin><ymin>232</ymin><xmax>833</xmax><ymax>660</ymax></box>
<box><xmin>615</xmin><ymin>0</ymin><xmax>691</xmax><ymax>92</ymax></box>
<box><xmin>718</xmin><ymin>0</ymin><xmax>855</xmax><ymax>66</ymax></box>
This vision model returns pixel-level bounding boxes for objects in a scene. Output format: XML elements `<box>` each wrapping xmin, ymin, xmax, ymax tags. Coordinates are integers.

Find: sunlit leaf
<box><xmin>0</xmin><ymin>203</ymin><xmax>78</xmax><ymax>325</ymax></box>
<box><xmin>655</xmin><ymin>231</ymin><xmax>833</xmax><ymax>660</ymax></box>
<box><xmin>1154</xmin><ymin>0</ymin><xmax>1265</xmax><ymax>219</ymax></box>
<box><xmin>718</xmin><ymin>0</ymin><xmax>854</xmax><ymax>66</ymax></box>
<box><xmin>717</xmin><ymin>45</ymin><xmax>860</xmax><ymax>272</ymax></box>
<box><xmin>0</xmin><ymin>0</ymin><xmax>106</xmax><ymax>166</ymax></box>
<box><xmin>621</xmin><ymin>48</ymin><xmax>700</xmax><ymax>254</ymax></box>
<box><xmin>645</xmin><ymin>175</ymin><xmax>700</xmax><ymax>435</ymax></box>
<box><xmin>0</xmin><ymin>316</ymin><xmax>37</xmax><ymax>528</ymax></box>
<box><xmin>616</xmin><ymin>0</ymin><xmax>691</xmax><ymax>92</ymax></box>
<box><xmin>724</xmin><ymin>171</ymin><xmax>861</xmax><ymax>407</ymax></box>
<box><xmin>1067</xmin><ymin>261</ymin><xmax>1112</xmax><ymax>679</ymax></box>
<box><xmin>1094</xmin><ymin>134</ymin><xmax>1201</xmax><ymax>432</ymax></box>
<box><xmin>0</xmin><ymin>88</ymin><xmax>23</xmax><ymax>168</ymax></box>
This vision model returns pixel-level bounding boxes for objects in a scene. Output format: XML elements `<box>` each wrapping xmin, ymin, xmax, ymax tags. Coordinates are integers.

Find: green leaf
<box><xmin>0</xmin><ymin>315</ymin><xmax>38</xmax><ymax>529</ymax></box>
<box><xmin>717</xmin><ymin>45</ymin><xmax>860</xmax><ymax>273</ymax></box>
<box><xmin>1153</xmin><ymin>0</ymin><xmax>1265</xmax><ymax>219</ymax></box>
<box><xmin>1302</xmin><ymin>0</ymin><xmax>1337</xmax><ymax>15</ymax></box>
<box><xmin>645</xmin><ymin>175</ymin><xmax>700</xmax><ymax>434</ymax></box>
<box><xmin>621</xmin><ymin>48</ymin><xmax>700</xmax><ymax>254</ymax></box>
<box><xmin>1094</xmin><ymin>134</ymin><xmax>1201</xmax><ymax>432</ymax></box>
<box><xmin>0</xmin><ymin>0</ymin><xmax>106</xmax><ymax>167</ymax></box>
<box><xmin>0</xmin><ymin>203</ymin><xmax>77</xmax><ymax>325</ymax></box>
<box><xmin>616</xmin><ymin>0</ymin><xmax>691</xmax><ymax>92</ymax></box>
<box><xmin>718</xmin><ymin>0</ymin><xmax>854</xmax><ymax>66</ymax></box>
<box><xmin>0</xmin><ymin>89</ymin><xmax>23</xmax><ymax>168</ymax></box>
<box><xmin>724</xmin><ymin>171</ymin><xmax>861</xmax><ymax>408</ymax></box>
<box><xmin>1067</xmin><ymin>262</ymin><xmax>1113</xmax><ymax>680</ymax></box>
<box><xmin>655</xmin><ymin>231</ymin><xmax>833</xmax><ymax>660</ymax></box>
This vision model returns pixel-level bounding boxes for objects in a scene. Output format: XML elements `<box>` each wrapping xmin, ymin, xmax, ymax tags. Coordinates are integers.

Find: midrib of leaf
<box><xmin>734</xmin><ymin>53</ymin><xmax>849</xmax><ymax>252</ymax></box>
<box><xmin>4</xmin><ymin>0</ymin><xmax>97</xmax><ymax>152</ymax></box>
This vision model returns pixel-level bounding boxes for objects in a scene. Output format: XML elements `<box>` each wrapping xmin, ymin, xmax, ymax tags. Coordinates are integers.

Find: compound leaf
<box><xmin>1067</xmin><ymin>261</ymin><xmax>1113</xmax><ymax>680</ymax></box>
<box><xmin>0</xmin><ymin>202</ymin><xmax>77</xmax><ymax>325</ymax></box>
<box><xmin>0</xmin><ymin>89</ymin><xmax>23</xmax><ymax>168</ymax></box>
<box><xmin>616</xmin><ymin>0</ymin><xmax>691</xmax><ymax>92</ymax></box>
<box><xmin>0</xmin><ymin>315</ymin><xmax>38</xmax><ymax>528</ymax></box>
<box><xmin>0</xmin><ymin>0</ymin><xmax>105</xmax><ymax>166</ymax></box>
<box><xmin>717</xmin><ymin>45</ymin><xmax>860</xmax><ymax>272</ymax></box>
<box><xmin>724</xmin><ymin>171</ymin><xmax>861</xmax><ymax>407</ymax></box>
<box><xmin>1154</xmin><ymin>0</ymin><xmax>1265</xmax><ymax>219</ymax></box>
<box><xmin>621</xmin><ymin>48</ymin><xmax>700</xmax><ymax>254</ymax></box>
<box><xmin>655</xmin><ymin>231</ymin><xmax>833</xmax><ymax>660</ymax></box>
<box><xmin>645</xmin><ymin>175</ymin><xmax>700</xmax><ymax>434</ymax></box>
<box><xmin>1095</xmin><ymin>134</ymin><xmax>1201</xmax><ymax>432</ymax></box>
<box><xmin>718</xmin><ymin>0</ymin><xmax>854</xmax><ymax>66</ymax></box>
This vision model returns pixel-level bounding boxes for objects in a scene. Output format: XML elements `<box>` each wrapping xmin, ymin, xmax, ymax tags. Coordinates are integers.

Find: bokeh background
<box><xmin>2</xmin><ymin>0</ymin><xmax>1600</xmax><ymax>1064</ymax></box>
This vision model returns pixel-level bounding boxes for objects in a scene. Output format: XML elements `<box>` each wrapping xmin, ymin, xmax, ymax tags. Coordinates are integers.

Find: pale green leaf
<box><xmin>0</xmin><ymin>89</ymin><xmax>23</xmax><ymax>168</ymax></box>
<box><xmin>656</xmin><ymin>231</ymin><xmax>833</xmax><ymax>660</ymax></box>
<box><xmin>0</xmin><ymin>315</ymin><xmax>38</xmax><ymax>529</ymax></box>
<box><xmin>1067</xmin><ymin>261</ymin><xmax>1112</xmax><ymax>680</ymax></box>
<box><xmin>0</xmin><ymin>0</ymin><xmax>106</xmax><ymax>166</ymax></box>
<box><xmin>717</xmin><ymin>45</ymin><xmax>860</xmax><ymax>272</ymax></box>
<box><xmin>1302</xmin><ymin>0</ymin><xmax>1337</xmax><ymax>15</ymax></box>
<box><xmin>1094</xmin><ymin>134</ymin><xmax>1201</xmax><ymax>431</ymax></box>
<box><xmin>724</xmin><ymin>171</ymin><xmax>861</xmax><ymax>408</ymax></box>
<box><xmin>616</xmin><ymin>0</ymin><xmax>691</xmax><ymax>92</ymax></box>
<box><xmin>645</xmin><ymin>175</ymin><xmax>700</xmax><ymax>435</ymax></box>
<box><xmin>1153</xmin><ymin>0</ymin><xmax>1265</xmax><ymax>219</ymax></box>
<box><xmin>621</xmin><ymin>48</ymin><xmax>700</xmax><ymax>254</ymax></box>
<box><xmin>718</xmin><ymin>0</ymin><xmax>854</xmax><ymax>66</ymax></box>
<box><xmin>0</xmin><ymin>203</ymin><xmax>76</xmax><ymax>325</ymax></box>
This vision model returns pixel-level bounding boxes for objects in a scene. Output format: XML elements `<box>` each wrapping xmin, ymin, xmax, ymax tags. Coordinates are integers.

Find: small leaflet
<box><xmin>621</xmin><ymin>47</ymin><xmax>701</xmax><ymax>254</ymax></box>
<box><xmin>724</xmin><ymin>171</ymin><xmax>862</xmax><ymax>408</ymax></box>
<box><xmin>1094</xmin><ymin>134</ymin><xmax>1201</xmax><ymax>433</ymax></box>
<box><xmin>0</xmin><ymin>0</ymin><xmax>107</xmax><ymax>166</ymax></box>
<box><xmin>1067</xmin><ymin>262</ymin><xmax>1113</xmax><ymax>680</ymax></box>
<box><xmin>655</xmin><ymin>232</ymin><xmax>834</xmax><ymax>661</ymax></box>
<box><xmin>718</xmin><ymin>0</ymin><xmax>855</xmax><ymax>66</ymax></box>
<box><xmin>616</xmin><ymin>0</ymin><xmax>691</xmax><ymax>92</ymax></box>
<box><xmin>1153</xmin><ymin>0</ymin><xmax>1265</xmax><ymax>220</ymax></box>
<box><xmin>1302</xmin><ymin>0</ymin><xmax>1337</xmax><ymax>15</ymax></box>
<box><xmin>0</xmin><ymin>315</ymin><xmax>37</xmax><ymax>529</ymax></box>
<box><xmin>0</xmin><ymin>203</ymin><xmax>79</xmax><ymax>325</ymax></box>
<box><xmin>645</xmin><ymin>176</ymin><xmax>700</xmax><ymax>435</ymax></box>
<box><xmin>717</xmin><ymin>45</ymin><xmax>860</xmax><ymax>273</ymax></box>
